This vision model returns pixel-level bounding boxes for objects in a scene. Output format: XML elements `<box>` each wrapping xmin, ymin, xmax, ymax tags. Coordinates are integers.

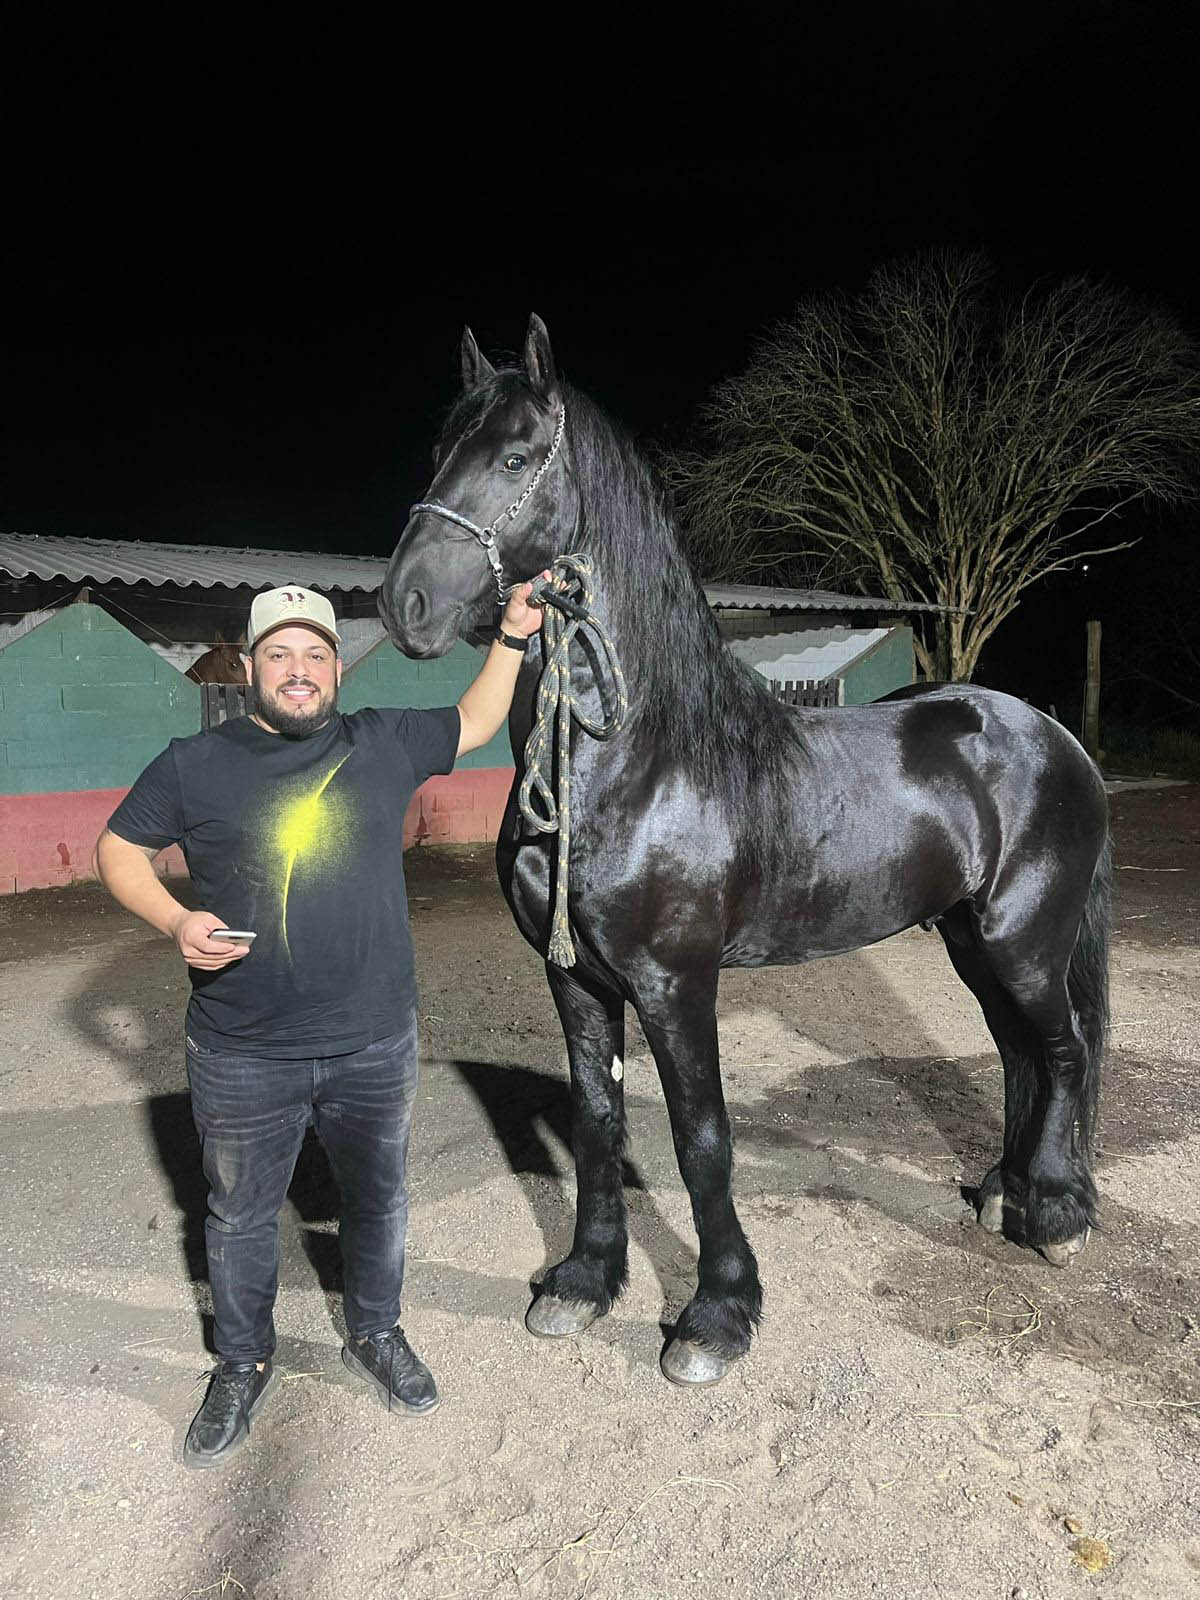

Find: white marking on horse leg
<box><xmin>979</xmin><ymin>1191</ymin><xmax>1005</xmax><ymax>1233</ymax></box>
<box><xmin>611</xmin><ymin>1055</ymin><xmax>623</xmax><ymax>1083</ymax></box>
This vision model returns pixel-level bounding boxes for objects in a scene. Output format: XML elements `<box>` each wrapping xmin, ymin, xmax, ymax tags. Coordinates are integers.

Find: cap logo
<box><xmin>248</xmin><ymin>585</ymin><xmax>338</xmax><ymax>649</ymax></box>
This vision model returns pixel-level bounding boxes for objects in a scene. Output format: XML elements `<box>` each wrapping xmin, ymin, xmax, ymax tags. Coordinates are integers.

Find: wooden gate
<box><xmin>201</xmin><ymin>683</ymin><xmax>256</xmax><ymax>729</ymax></box>
<box><xmin>770</xmin><ymin>677</ymin><xmax>844</xmax><ymax>708</ymax></box>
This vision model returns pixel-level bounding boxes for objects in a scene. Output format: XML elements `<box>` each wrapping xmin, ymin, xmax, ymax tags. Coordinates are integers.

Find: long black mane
<box><xmin>442</xmin><ymin>368</ymin><xmax>803</xmax><ymax>808</ymax></box>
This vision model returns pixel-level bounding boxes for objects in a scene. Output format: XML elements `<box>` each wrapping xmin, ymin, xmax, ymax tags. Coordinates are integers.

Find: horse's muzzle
<box><xmin>378</xmin><ymin>581</ymin><xmax>461</xmax><ymax>660</ymax></box>
<box><xmin>398</xmin><ymin>584</ymin><xmax>431</xmax><ymax>635</ymax></box>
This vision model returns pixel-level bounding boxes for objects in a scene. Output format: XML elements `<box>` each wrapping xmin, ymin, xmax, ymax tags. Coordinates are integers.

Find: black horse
<box><xmin>380</xmin><ymin>317</ymin><xmax>1111</xmax><ymax>1387</ymax></box>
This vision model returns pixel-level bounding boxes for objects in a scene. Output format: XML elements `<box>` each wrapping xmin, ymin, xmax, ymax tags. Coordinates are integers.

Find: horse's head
<box><xmin>380</xmin><ymin>315</ymin><xmax>574</xmax><ymax>658</ymax></box>
<box><xmin>186</xmin><ymin>634</ymin><xmax>248</xmax><ymax>684</ymax></box>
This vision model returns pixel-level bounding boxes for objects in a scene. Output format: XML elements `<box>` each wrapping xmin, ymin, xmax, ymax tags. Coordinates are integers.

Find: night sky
<box><xmin>4</xmin><ymin>2</ymin><xmax>1195</xmax><ymax>695</ymax></box>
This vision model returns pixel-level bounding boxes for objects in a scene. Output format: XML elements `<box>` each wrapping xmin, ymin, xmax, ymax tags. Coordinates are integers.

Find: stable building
<box><xmin>0</xmin><ymin>534</ymin><xmax>933</xmax><ymax>893</ymax></box>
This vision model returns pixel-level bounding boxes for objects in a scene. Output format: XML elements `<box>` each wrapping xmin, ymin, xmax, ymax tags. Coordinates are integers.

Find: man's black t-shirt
<box><xmin>107</xmin><ymin>707</ymin><xmax>460</xmax><ymax>1057</ymax></box>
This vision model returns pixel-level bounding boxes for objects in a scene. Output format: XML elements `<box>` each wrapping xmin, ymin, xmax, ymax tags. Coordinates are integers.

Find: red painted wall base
<box><xmin>0</xmin><ymin>768</ymin><xmax>516</xmax><ymax>895</ymax></box>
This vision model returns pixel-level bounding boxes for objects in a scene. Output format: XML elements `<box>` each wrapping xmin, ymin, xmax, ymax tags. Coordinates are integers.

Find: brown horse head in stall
<box><xmin>186</xmin><ymin>634</ymin><xmax>246</xmax><ymax>684</ymax></box>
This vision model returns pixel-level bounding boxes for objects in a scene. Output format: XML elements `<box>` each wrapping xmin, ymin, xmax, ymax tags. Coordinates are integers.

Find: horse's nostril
<box><xmin>401</xmin><ymin>588</ymin><xmax>429</xmax><ymax>630</ymax></box>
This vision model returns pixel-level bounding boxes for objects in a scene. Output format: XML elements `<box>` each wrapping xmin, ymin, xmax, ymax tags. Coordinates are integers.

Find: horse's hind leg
<box><xmin>635</xmin><ymin>989</ymin><xmax>761</xmax><ymax>1386</ymax></box>
<box><xmin>996</xmin><ymin>974</ymin><xmax>1098</xmax><ymax>1265</ymax></box>
<box><xmin>973</xmin><ymin>867</ymin><xmax>1108</xmax><ymax>1266</ymax></box>
<box><xmin>526</xmin><ymin>964</ymin><xmax>629</xmax><ymax>1338</ymax></box>
<box><xmin>938</xmin><ymin>908</ymin><xmax>1048</xmax><ymax>1237</ymax></box>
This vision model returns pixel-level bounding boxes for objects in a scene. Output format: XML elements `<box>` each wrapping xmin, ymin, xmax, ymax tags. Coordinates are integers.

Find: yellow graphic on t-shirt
<box><xmin>273</xmin><ymin>752</ymin><xmax>352</xmax><ymax>956</ymax></box>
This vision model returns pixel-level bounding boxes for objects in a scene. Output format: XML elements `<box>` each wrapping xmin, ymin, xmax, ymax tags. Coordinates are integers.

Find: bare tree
<box><xmin>664</xmin><ymin>253</ymin><xmax>1200</xmax><ymax>681</ymax></box>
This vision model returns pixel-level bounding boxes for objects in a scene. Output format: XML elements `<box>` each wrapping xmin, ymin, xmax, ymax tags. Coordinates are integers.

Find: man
<box><xmin>95</xmin><ymin>580</ymin><xmax>545</xmax><ymax>1467</ymax></box>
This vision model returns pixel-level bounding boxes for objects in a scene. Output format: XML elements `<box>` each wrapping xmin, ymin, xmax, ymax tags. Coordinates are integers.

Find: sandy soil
<box><xmin>0</xmin><ymin>783</ymin><xmax>1197</xmax><ymax>1599</ymax></box>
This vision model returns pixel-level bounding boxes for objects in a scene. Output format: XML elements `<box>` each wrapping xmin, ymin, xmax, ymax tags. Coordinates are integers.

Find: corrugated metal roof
<box><xmin>1</xmin><ymin>535</ymin><xmax>949</xmax><ymax>613</ymax></box>
<box><xmin>704</xmin><ymin>582</ymin><xmax>947</xmax><ymax>614</ymax></box>
<box><xmin>728</xmin><ymin>626</ymin><xmax>889</xmax><ymax>677</ymax></box>
<box><xmin>0</xmin><ymin>533</ymin><xmax>390</xmax><ymax>593</ymax></box>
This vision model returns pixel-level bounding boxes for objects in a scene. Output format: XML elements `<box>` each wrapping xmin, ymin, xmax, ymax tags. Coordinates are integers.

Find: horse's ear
<box><xmin>523</xmin><ymin>314</ymin><xmax>559</xmax><ymax>402</ymax></box>
<box><xmin>460</xmin><ymin>326</ymin><xmax>495</xmax><ymax>391</ymax></box>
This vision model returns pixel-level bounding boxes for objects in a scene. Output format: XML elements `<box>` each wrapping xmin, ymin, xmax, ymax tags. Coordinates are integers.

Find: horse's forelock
<box><xmin>438</xmin><ymin>364</ymin><xmax>536</xmax><ymax>449</ymax></box>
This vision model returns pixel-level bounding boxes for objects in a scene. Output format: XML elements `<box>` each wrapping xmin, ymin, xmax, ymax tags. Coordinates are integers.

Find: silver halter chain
<box><xmin>410</xmin><ymin>403</ymin><xmax>567</xmax><ymax>606</ymax></box>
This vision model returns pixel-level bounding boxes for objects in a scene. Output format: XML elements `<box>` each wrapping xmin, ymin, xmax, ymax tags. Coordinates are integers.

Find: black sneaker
<box><xmin>183</xmin><ymin>1359</ymin><xmax>276</xmax><ymax>1469</ymax></box>
<box><xmin>342</xmin><ymin>1327</ymin><xmax>439</xmax><ymax>1415</ymax></box>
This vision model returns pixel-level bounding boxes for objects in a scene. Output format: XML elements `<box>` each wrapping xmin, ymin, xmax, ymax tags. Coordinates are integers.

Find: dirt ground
<box><xmin>0</xmin><ymin>782</ymin><xmax>1197</xmax><ymax>1600</ymax></box>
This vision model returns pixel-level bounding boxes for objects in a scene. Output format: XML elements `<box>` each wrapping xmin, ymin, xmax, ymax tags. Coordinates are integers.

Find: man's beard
<box><xmin>255</xmin><ymin>678</ymin><xmax>339</xmax><ymax>738</ymax></box>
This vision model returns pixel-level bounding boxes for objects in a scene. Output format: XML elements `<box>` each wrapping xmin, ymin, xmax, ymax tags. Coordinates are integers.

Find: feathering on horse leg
<box><xmin>1021</xmin><ymin>1003</ymin><xmax>1099</xmax><ymax>1262</ymax></box>
<box><xmin>978</xmin><ymin>967</ymin><xmax>1101</xmax><ymax>1262</ymax></box>
<box><xmin>938</xmin><ymin>910</ymin><xmax>1047</xmax><ymax>1235</ymax></box>
<box><xmin>527</xmin><ymin>966</ymin><xmax>629</xmax><ymax>1338</ymax></box>
<box><xmin>635</xmin><ymin>996</ymin><xmax>761</xmax><ymax>1383</ymax></box>
<box><xmin>979</xmin><ymin>840</ymin><xmax>1110</xmax><ymax>1265</ymax></box>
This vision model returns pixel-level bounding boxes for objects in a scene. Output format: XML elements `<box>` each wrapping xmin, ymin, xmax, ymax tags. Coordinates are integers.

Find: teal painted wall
<box><xmin>340</xmin><ymin>636</ymin><xmax>512</xmax><ymax>770</ymax></box>
<box><xmin>0</xmin><ymin>604</ymin><xmax>200</xmax><ymax>795</ymax></box>
<box><xmin>842</xmin><ymin>625</ymin><xmax>914</xmax><ymax>706</ymax></box>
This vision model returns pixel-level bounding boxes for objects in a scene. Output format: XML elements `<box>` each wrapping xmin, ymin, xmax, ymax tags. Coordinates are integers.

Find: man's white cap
<box><xmin>247</xmin><ymin>585</ymin><xmax>341</xmax><ymax>650</ymax></box>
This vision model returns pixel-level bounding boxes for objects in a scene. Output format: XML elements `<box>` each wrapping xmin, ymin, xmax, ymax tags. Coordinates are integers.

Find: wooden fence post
<box><xmin>1083</xmin><ymin>620</ymin><xmax>1101</xmax><ymax>761</ymax></box>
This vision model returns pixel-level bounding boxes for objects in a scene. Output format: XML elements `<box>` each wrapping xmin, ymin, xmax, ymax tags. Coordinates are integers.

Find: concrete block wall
<box><xmin>0</xmin><ymin>605</ymin><xmax>517</xmax><ymax>893</ymax></box>
<box><xmin>841</xmin><ymin>624</ymin><xmax>915</xmax><ymax>706</ymax></box>
<box><xmin>0</xmin><ymin>790</ymin><xmax>188</xmax><ymax>893</ymax></box>
<box><xmin>340</xmin><ymin>635</ymin><xmax>513</xmax><ymax>769</ymax></box>
<box><xmin>404</xmin><ymin>770</ymin><xmax>513</xmax><ymax>848</ymax></box>
<box><xmin>0</xmin><ymin>603</ymin><xmax>199</xmax><ymax>795</ymax></box>
<box><xmin>343</xmin><ymin>634</ymin><xmax>515</xmax><ymax>847</ymax></box>
<box><xmin>0</xmin><ymin>605</ymin><xmax>200</xmax><ymax>892</ymax></box>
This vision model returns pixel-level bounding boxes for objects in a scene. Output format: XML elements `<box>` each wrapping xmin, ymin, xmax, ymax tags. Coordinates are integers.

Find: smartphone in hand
<box><xmin>210</xmin><ymin>930</ymin><xmax>257</xmax><ymax>943</ymax></box>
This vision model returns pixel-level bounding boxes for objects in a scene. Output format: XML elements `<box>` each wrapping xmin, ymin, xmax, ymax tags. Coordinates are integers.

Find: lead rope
<box><xmin>519</xmin><ymin>553</ymin><xmax>628</xmax><ymax>967</ymax></box>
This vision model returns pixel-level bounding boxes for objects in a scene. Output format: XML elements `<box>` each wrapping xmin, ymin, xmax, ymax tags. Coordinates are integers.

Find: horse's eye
<box><xmin>504</xmin><ymin>454</ymin><xmax>527</xmax><ymax>473</ymax></box>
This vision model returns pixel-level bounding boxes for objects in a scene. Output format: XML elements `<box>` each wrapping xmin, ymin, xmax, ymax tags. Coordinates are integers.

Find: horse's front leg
<box><xmin>526</xmin><ymin>963</ymin><xmax>629</xmax><ymax>1338</ymax></box>
<box><xmin>636</xmin><ymin>985</ymin><xmax>762</xmax><ymax>1387</ymax></box>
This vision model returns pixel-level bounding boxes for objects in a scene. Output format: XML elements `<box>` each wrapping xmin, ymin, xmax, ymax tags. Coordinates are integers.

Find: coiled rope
<box><xmin>519</xmin><ymin>553</ymin><xmax>628</xmax><ymax>967</ymax></box>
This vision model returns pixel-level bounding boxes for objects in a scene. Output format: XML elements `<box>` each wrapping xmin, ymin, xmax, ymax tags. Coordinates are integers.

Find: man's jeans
<box><xmin>185</xmin><ymin>1018</ymin><xmax>418</xmax><ymax>1364</ymax></box>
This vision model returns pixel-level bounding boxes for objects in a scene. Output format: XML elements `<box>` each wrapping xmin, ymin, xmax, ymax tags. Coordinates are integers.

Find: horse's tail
<box><xmin>1067</xmin><ymin>832</ymin><xmax>1112</xmax><ymax>1158</ymax></box>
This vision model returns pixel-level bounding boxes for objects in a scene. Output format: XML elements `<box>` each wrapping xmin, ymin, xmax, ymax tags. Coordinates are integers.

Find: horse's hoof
<box><xmin>525</xmin><ymin>1295</ymin><xmax>603</xmax><ymax>1338</ymax></box>
<box><xmin>978</xmin><ymin>1192</ymin><xmax>1005</xmax><ymax>1234</ymax></box>
<box><xmin>1040</xmin><ymin>1227</ymin><xmax>1091</xmax><ymax>1268</ymax></box>
<box><xmin>660</xmin><ymin>1338</ymin><xmax>741</xmax><ymax>1387</ymax></box>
